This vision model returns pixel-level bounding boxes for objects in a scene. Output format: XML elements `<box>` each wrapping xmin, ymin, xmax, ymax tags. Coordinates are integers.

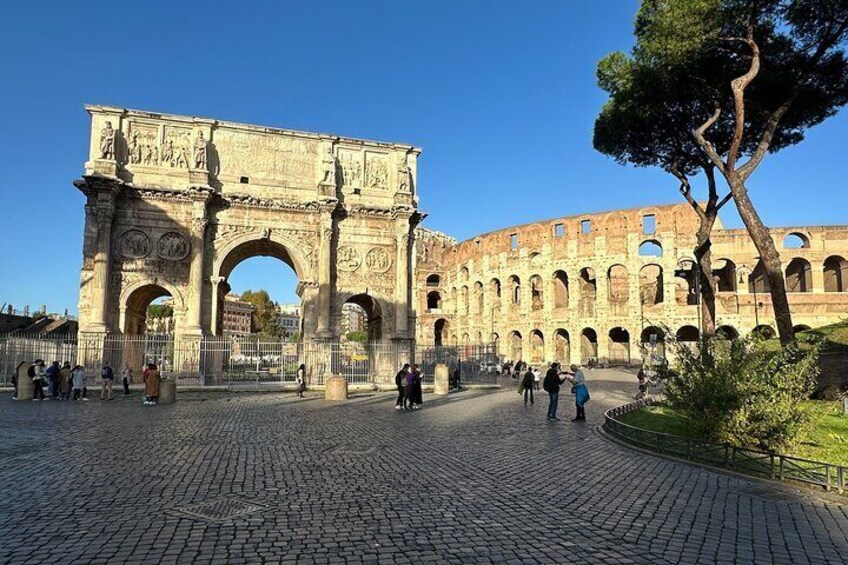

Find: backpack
<box><xmin>101</xmin><ymin>368</ymin><xmax>109</xmax><ymax>378</ymax></box>
<box><xmin>27</xmin><ymin>365</ymin><xmax>36</xmax><ymax>379</ymax></box>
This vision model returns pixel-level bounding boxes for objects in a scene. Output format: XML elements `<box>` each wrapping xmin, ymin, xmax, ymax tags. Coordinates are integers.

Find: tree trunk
<box><xmin>693</xmin><ymin>228</ymin><xmax>717</xmax><ymax>338</ymax></box>
<box><xmin>729</xmin><ymin>177</ymin><xmax>795</xmax><ymax>344</ymax></box>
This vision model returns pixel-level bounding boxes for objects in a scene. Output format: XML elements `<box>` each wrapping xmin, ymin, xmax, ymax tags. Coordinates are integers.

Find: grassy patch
<box><xmin>619</xmin><ymin>401</ymin><xmax>848</xmax><ymax>467</ymax></box>
<box><xmin>762</xmin><ymin>319</ymin><xmax>848</xmax><ymax>352</ymax></box>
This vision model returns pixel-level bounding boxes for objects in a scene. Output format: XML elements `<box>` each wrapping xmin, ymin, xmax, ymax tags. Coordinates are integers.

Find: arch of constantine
<box><xmin>73</xmin><ymin>106</ymin><xmax>848</xmax><ymax>379</ymax></box>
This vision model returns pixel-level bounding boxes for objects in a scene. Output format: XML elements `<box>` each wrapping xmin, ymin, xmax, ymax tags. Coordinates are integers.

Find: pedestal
<box><xmin>16</xmin><ymin>373</ymin><xmax>33</xmax><ymax>400</ymax></box>
<box><xmin>325</xmin><ymin>376</ymin><xmax>348</xmax><ymax>401</ymax></box>
<box><xmin>434</xmin><ymin>363</ymin><xmax>450</xmax><ymax>395</ymax></box>
<box><xmin>84</xmin><ymin>159</ymin><xmax>118</xmax><ymax>177</ymax></box>
<box><xmin>159</xmin><ymin>380</ymin><xmax>176</xmax><ymax>404</ymax></box>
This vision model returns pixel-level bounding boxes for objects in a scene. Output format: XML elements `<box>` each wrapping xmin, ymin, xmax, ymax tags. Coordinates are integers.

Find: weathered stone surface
<box><xmin>158</xmin><ymin>379</ymin><xmax>176</xmax><ymax>404</ymax></box>
<box><xmin>324</xmin><ymin>376</ymin><xmax>348</xmax><ymax>401</ymax></box>
<box><xmin>433</xmin><ymin>363</ymin><xmax>449</xmax><ymax>395</ymax></box>
<box><xmin>415</xmin><ymin>205</ymin><xmax>848</xmax><ymax>366</ymax></box>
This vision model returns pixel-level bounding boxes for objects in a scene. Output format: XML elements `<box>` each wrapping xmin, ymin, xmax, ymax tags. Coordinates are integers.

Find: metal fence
<box><xmin>1</xmin><ymin>333</ymin><xmax>502</xmax><ymax>390</ymax></box>
<box><xmin>604</xmin><ymin>401</ymin><xmax>848</xmax><ymax>493</ymax></box>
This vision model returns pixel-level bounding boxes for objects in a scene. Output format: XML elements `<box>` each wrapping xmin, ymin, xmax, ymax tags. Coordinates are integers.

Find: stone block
<box><xmin>434</xmin><ymin>363</ymin><xmax>449</xmax><ymax>395</ymax></box>
<box><xmin>158</xmin><ymin>379</ymin><xmax>177</xmax><ymax>404</ymax></box>
<box><xmin>325</xmin><ymin>376</ymin><xmax>348</xmax><ymax>401</ymax></box>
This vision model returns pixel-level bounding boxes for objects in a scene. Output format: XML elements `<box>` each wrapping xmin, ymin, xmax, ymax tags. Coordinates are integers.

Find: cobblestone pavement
<box><xmin>2</xmin><ymin>370</ymin><xmax>847</xmax><ymax>564</ymax></box>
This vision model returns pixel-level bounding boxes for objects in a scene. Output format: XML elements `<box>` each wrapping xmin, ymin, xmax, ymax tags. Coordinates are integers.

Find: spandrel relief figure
<box><xmin>174</xmin><ymin>133</ymin><xmax>190</xmax><ymax>168</ymax></box>
<box><xmin>143</xmin><ymin>140</ymin><xmax>156</xmax><ymax>165</ymax></box>
<box><xmin>193</xmin><ymin>131</ymin><xmax>207</xmax><ymax>170</ymax></box>
<box><xmin>161</xmin><ymin>139</ymin><xmax>174</xmax><ymax>166</ymax></box>
<box><xmin>99</xmin><ymin>121</ymin><xmax>115</xmax><ymax>160</ymax></box>
<box><xmin>320</xmin><ymin>142</ymin><xmax>336</xmax><ymax>185</ymax></box>
<box><xmin>397</xmin><ymin>153</ymin><xmax>411</xmax><ymax>193</ymax></box>
<box><xmin>129</xmin><ymin>131</ymin><xmax>142</xmax><ymax>164</ymax></box>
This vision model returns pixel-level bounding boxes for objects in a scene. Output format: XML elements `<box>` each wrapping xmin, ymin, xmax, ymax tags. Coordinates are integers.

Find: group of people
<box><xmin>517</xmin><ymin>362</ymin><xmax>591</xmax><ymax>422</ymax></box>
<box><xmin>11</xmin><ymin>359</ymin><xmax>163</xmax><ymax>405</ymax></box>
<box><xmin>394</xmin><ymin>363</ymin><xmax>424</xmax><ymax>410</ymax></box>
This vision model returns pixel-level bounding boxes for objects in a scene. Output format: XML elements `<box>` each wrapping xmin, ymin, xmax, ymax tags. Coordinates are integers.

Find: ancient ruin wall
<box><xmin>414</xmin><ymin>203</ymin><xmax>848</xmax><ymax>366</ymax></box>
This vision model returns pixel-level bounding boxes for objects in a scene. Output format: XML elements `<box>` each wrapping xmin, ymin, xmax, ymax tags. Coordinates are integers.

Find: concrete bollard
<box><xmin>434</xmin><ymin>363</ymin><xmax>450</xmax><ymax>395</ymax></box>
<box><xmin>158</xmin><ymin>380</ymin><xmax>177</xmax><ymax>404</ymax></box>
<box><xmin>325</xmin><ymin>376</ymin><xmax>348</xmax><ymax>401</ymax></box>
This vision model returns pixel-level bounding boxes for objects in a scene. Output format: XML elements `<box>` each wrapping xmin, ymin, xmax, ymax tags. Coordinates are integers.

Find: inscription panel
<box><xmin>214</xmin><ymin>129</ymin><xmax>318</xmax><ymax>185</ymax></box>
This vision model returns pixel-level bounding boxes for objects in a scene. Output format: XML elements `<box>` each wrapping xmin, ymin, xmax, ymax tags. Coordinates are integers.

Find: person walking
<box><xmin>295</xmin><ymin>363</ymin><xmax>306</xmax><ymax>398</ymax></box>
<box><xmin>30</xmin><ymin>360</ymin><xmax>46</xmax><ymax>401</ymax></box>
<box><xmin>143</xmin><ymin>363</ymin><xmax>160</xmax><ymax>405</ymax></box>
<box><xmin>394</xmin><ymin>364</ymin><xmax>409</xmax><ymax>410</ymax></box>
<box><xmin>71</xmin><ymin>365</ymin><xmax>88</xmax><ymax>401</ymax></box>
<box><xmin>58</xmin><ymin>362</ymin><xmax>72</xmax><ymax>400</ymax></box>
<box><xmin>46</xmin><ymin>361</ymin><xmax>60</xmax><ymax>398</ymax></box>
<box><xmin>521</xmin><ymin>366</ymin><xmax>535</xmax><ymax>405</ymax></box>
<box><xmin>121</xmin><ymin>364</ymin><xmax>133</xmax><ymax>396</ymax></box>
<box><xmin>100</xmin><ymin>362</ymin><xmax>115</xmax><ymax>400</ymax></box>
<box><xmin>565</xmin><ymin>364</ymin><xmax>590</xmax><ymax>422</ymax></box>
<box><xmin>542</xmin><ymin>362</ymin><xmax>566</xmax><ymax>421</ymax></box>
<box><xmin>410</xmin><ymin>364</ymin><xmax>423</xmax><ymax>409</ymax></box>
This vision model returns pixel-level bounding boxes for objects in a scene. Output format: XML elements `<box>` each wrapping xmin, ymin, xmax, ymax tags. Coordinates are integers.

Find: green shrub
<box><xmin>656</xmin><ymin>332</ymin><xmax>820</xmax><ymax>452</ymax></box>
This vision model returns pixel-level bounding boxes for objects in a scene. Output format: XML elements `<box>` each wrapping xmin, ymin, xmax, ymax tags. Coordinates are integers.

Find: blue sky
<box><xmin>1</xmin><ymin>1</ymin><xmax>846</xmax><ymax>312</ymax></box>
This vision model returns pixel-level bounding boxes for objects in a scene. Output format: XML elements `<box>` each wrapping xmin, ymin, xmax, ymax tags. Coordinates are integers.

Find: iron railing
<box><xmin>0</xmin><ymin>333</ymin><xmax>502</xmax><ymax>389</ymax></box>
<box><xmin>604</xmin><ymin>401</ymin><xmax>848</xmax><ymax>493</ymax></box>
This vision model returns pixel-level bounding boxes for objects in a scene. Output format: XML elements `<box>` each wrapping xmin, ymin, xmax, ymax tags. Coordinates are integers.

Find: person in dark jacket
<box><xmin>521</xmin><ymin>367</ymin><xmax>535</xmax><ymax>405</ymax></box>
<box><xmin>395</xmin><ymin>364</ymin><xmax>410</xmax><ymax>410</ymax></box>
<box><xmin>410</xmin><ymin>364</ymin><xmax>423</xmax><ymax>409</ymax></box>
<box><xmin>46</xmin><ymin>361</ymin><xmax>60</xmax><ymax>398</ymax></box>
<box><xmin>542</xmin><ymin>363</ymin><xmax>567</xmax><ymax>421</ymax></box>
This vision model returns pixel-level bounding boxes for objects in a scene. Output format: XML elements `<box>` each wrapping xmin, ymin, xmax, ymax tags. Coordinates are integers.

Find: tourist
<box><xmin>635</xmin><ymin>367</ymin><xmax>648</xmax><ymax>400</ymax></box>
<box><xmin>394</xmin><ymin>364</ymin><xmax>409</xmax><ymax>410</ymax></box>
<box><xmin>143</xmin><ymin>363</ymin><xmax>160</xmax><ymax>405</ymax></box>
<box><xmin>295</xmin><ymin>363</ymin><xmax>306</xmax><ymax>398</ymax></box>
<box><xmin>542</xmin><ymin>362</ymin><xmax>567</xmax><ymax>421</ymax></box>
<box><xmin>46</xmin><ymin>361</ymin><xmax>60</xmax><ymax>398</ymax></box>
<box><xmin>521</xmin><ymin>366</ymin><xmax>535</xmax><ymax>405</ymax></box>
<box><xmin>30</xmin><ymin>360</ymin><xmax>46</xmax><ymax>401</ymax></box>
<box><xmin>121</xmin><ymin>364</ymin><xmax>133</xmax><ymax>396</ymax></box>
<box><xmin>100</xmin><ymin>362</ymin><xmax>114</xmax><ymax>400</ymax></box>
<box><xmin>71</xmin><ymin>365</ymin><xmax>88</xmax><ymax>401</ymax></box>
<box><xmin>451</xmin><ymin>366</ymin><xmax>461</xmax><ymax>389</ymax></box>
<box><xmin>533</xmin><ymin>366</ymin><xmax>541</xmax><ymax>391</ymax></box>
<box><xmin>58</xmin><ymin>362</ymin><xmax>71</xmax><ymax>400</ymax></box>
<box><xmin>410</xmin><ymin>364</ymin><xmax>423</xmax><ymax>409</ymax></box>
<box><xmin>12</xmin><ymin>361</ymin><xmax>26</xmax><ymax>400</ymax></box>
<box><xmin>403</xmin><ymin>368</ymin><xmax>415</xmax><ymax>410</ymax></box>
<box><xmin>564</xmin><ymin>364</ymin><xmax>590</xmax><ymax>422</ymax></box>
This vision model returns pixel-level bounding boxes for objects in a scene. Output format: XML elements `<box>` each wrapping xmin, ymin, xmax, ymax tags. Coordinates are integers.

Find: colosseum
<box><xmin>414</xmin><ymin>203</ymin><xmax>848</xmax><ymax>367</ymax></box>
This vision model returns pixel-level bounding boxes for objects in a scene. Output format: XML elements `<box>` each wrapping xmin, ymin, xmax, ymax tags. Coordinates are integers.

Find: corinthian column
<box><xmin>316</xmin><ymin>205</ymin><xmax>335</xmax><ymax>338</ymax></box>
<box><xmin>394</xmin><ymin>219</ymin><xmax>412</xmax><ymax>338</ymax></box>
<box><xmin>185</xmin><ymin>214</ymin><xmax>208</xmax><ymax>336</ymax></box>
<box><xmin>89</xmin><ymin>193</ymin><xmax>117</xmax><ymax>333</ymax></box>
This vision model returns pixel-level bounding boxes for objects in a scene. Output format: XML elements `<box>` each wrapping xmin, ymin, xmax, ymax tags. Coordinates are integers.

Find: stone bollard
<box><xmin>16</xmin><ymin>373</ymin><xmax>33</xmax><ymax>401</ymax></box>
<box><xmin>325</xmin><ymin>376</ymin><xmax>348</xmax><ymax>401</ymax></box>
<box><xmin>158</xmin><ymin>379</ymin><xmax>177</xmax><ymax>404</ymax></box>
<box><xmin>434</xmin><ymin>363</ymin><xmax>450</xmax><ymax>395</ymax></box>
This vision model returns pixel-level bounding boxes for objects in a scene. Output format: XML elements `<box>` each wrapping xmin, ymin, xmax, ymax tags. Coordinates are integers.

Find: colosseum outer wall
<box><xmin>414</xmin><ymin>203</ymin><xmax>848</xmax><ymax>367</ymax></box>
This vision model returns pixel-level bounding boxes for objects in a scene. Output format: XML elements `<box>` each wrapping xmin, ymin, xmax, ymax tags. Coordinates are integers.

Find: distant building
<box><xmin>341</xmin><ymin>303</ymin><xmax>367</xmax><ymax>336</ymax></box>
<box><xmin>223</xmin><ymin>294</ymin><xmax>254</xmax><ymax>335</ymax></box>
<box><xmin>277</xmin><ymin>303</ymin><xmax>301</xmax><ymax>338</ymax></box>
<box><xmin>146</xmin><ymin>297</ymin><xmax>175</xmax><ymax>334</ymax></box>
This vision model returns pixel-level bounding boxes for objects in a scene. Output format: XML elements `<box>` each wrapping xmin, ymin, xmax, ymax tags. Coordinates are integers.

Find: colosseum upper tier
<box><xmin>414</xmin><ymin>202</ymin><xmax>848</xmax><ymax>366</ymax></box>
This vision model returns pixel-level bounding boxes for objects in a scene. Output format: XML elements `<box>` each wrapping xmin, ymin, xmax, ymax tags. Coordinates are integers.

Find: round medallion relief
<box><xmin>118</xmin><ymin>229</ymin><xmax>151</xmax><ymax>259</ymax></box>
<box><xmin>157</xmin><ymin>232</ymin><xmax>191</xmax><ymax>261</ymax></box>
<box><xmin>365</xmin><ymin>247</ymin><xmax>392</xmax><ymax>273</ymax></box>
<box><xmin>337</xmin><ymin>246</ymin><xmax>362</xmax><ymax>271</ymax></box>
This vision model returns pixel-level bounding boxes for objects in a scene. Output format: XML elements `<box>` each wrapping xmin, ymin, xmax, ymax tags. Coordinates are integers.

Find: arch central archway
<box><xmin>212</xmin><ymin>237</ymin><xmax>306</xmax><ymax>338</ymax></box>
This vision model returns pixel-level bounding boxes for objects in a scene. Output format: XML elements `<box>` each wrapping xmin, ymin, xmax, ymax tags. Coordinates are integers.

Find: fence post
<box><xmin>826</xmin><ymin>465</ymin><xmax>832</xmax><ymax>492</ymax></box>
<box><xmin>779</xmin><ymin>457</ymin><xmax>785</xmax><ymax>481</ymax></box>
<box><xmin>769</xmin><ymin>454</ymin><xmax>775</xmax><ymax>480</ymax></box>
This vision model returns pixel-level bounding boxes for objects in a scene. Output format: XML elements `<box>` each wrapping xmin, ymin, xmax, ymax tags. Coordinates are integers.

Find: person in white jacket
<box><xmin>71</xmin><ymin>365</ymin><xmax>89</xmax><ymax>401</ymax></box>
